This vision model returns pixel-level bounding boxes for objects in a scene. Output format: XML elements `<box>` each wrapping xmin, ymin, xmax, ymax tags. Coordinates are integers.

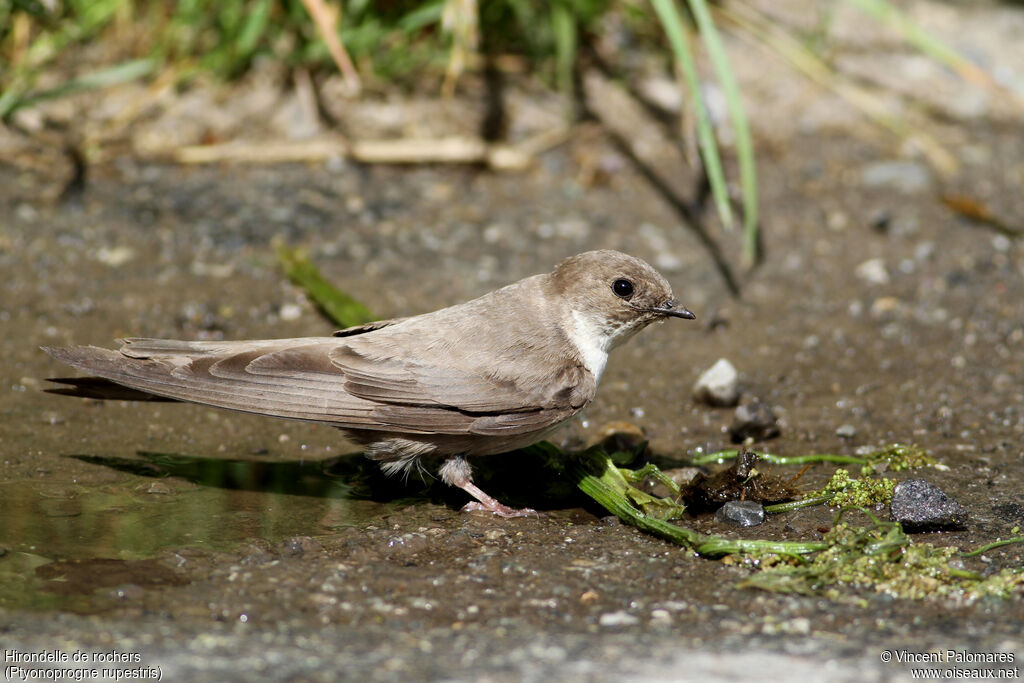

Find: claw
<box><xmin>461</xmin><ymin>500</ymin><xmax>539</xmax><ymax>518</ymax></box>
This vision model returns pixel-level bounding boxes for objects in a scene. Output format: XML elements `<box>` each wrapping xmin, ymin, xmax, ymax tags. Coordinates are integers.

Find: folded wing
<box><xmin>44</xmin><ymin>335</ymin><xmax>594</xmax><ymax>437</ymax></box>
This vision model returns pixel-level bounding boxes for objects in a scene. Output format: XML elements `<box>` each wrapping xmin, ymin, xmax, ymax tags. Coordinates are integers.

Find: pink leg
<box><xmin>439</xmin><ymin>456</ymin><xmax>538</xmax><ymax>518</ymax></box>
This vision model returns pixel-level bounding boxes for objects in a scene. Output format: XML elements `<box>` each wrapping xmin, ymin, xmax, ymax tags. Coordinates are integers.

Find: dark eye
<box><xmin>612</xmin><ymin>279</ymin><xmax>634</xmax><ymax>299</ymax></box>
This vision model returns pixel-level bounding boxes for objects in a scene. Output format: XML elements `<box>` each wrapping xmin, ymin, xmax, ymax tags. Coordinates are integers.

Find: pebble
<box><xmin>693</xmin><ymin>358</ymin><xmax>740</xmax><ymax>407</ymax></box>
<box><xmin>94</xmin><ymin>246</ymin><xmax>136</xmax><ymax>267</ymax></box>
<box><xmin>860</xmin><ymin>160</ymin><xmax>933</xmax><ymax>194</ymax></box>
<box><xmin>596</xmin><ymin>421</ymin><xmax>646</xmax><ymax>453</ymax></box>
<box><xmin>728</xmin><ymin>400</ymin><xmax>780</xmax><ymax>443</ymax></box>
<box><xmin>279</xmin><ymin>303</ymin><xmax>303</xmax><ymax>321</ymax></box>
<box><xmin>281</xmin><ymin>536</ymin><xmax>323</xmax><ymax>556</ymax></box>
<box><xmin>599</xmin><ymin>611</ymin><xmax>640</xmax><ymax>627</ymax></box>
<box><xmin>855</xmin><ymin>258</ymin><xmax>890</xmax><ymax>285</ymax></box>
<box><xmin>870</xmin><ymin>296</ymin><xmax>901</xmax><ymax>317</ymax></box>
<box><xmin>714</xmin><ymin>500</ymin><xmax>765</xmax><ymax>527</ymax></box>
<box><xmin>146</xmin><ymin>481</ymin><xmax>172</xmax><ymax>495</ymax></box>
<box><xmin>890</xmin><ymin>479</ymin><xmax>968</xmax><ymax>532</ymax></box>
<box><xmin>836</xmin><ymin>424</ymin><xmax>857</xmax><ymax>439</ymax></box>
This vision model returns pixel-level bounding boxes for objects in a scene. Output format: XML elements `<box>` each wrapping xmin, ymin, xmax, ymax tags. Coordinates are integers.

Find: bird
<box><xmin>44</xmin><ymin>250</ymin><xmax>695</xmax><ymax>517</ymax></box>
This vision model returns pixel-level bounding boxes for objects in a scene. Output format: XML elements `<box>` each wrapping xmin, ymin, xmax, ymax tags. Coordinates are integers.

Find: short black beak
<box><xmin>652</xmin><ymin>299</ymin><xmax>696</xmax><ymax>320</ymax></box>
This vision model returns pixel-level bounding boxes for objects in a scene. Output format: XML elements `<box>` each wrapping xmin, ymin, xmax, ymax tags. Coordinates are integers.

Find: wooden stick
<box><xmin>161</xmin><ymin>127</ymin><xmax>570</xmax><ymax>172</ymax></box>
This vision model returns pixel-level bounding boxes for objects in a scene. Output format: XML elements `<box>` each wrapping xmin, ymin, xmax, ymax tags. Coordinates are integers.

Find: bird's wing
<box><xmin>44</xmin><ymin>336</ymin><xmax>594</xmax><ymax>437</ymax></box>
<box><xmin>327</xmin><ymin>342</ymin><xmax>594</xmax><ymax>414</ymax></box>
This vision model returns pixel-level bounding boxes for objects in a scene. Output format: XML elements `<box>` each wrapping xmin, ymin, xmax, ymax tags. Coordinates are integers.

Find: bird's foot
<box><xmin>461</xmin><ymin>497</ymin><xmax>539</xmax><ymax>518</ymax></box>
<box><xmin>440</xmin><ymin>455</ymin><xmax>539</xmax><ymax>518</ymax></box>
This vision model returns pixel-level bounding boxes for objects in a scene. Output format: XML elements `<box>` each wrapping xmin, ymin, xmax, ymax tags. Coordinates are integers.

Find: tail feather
<box><xmin>40</xmin><ymin>340</ymin><xmax>384</xmax><ymax>428</ymax></box>
<box><xmin>45</xmin><ymin>376</ymin><xmax>177</xmax><ymax>401</ymax></box>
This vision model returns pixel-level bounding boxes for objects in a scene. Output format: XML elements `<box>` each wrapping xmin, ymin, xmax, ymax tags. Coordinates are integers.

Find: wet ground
<box><xmin>3</xmin><ymin>6</ymin><xmax>1024</xmax><ymax>676</ymax></box>
<box><xmin>2</xmin><ymin>118</ymin><xmax>1022</xmax><ymax>679</ymax></box>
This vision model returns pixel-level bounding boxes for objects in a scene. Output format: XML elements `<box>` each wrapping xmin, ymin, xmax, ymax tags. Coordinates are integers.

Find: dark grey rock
<box><xmin>890</xmin><ymin>479</ymin><xmax>968</xmax><ymax>532</ymax></box>
<box><xmin>728</xmin><ymin>401</ymin><xmax>780</xmax><ymax>443</ymax></box>
<box><xmin>715</xmin><ymin>500</ymin><xmax>765</xmax><ymax>527</ymax></box>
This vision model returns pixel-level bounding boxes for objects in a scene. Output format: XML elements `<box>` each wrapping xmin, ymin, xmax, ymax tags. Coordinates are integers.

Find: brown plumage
<box><xmin>44</xmin><ymin>250</ymin><xmax>694</xmax><ymax>516</ymax></box>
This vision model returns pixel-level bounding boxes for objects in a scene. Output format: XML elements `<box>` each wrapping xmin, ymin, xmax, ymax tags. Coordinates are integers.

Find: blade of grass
<box><xmin>686</xmin><ymin>0</ymin><xmax>759</xmax><ymax>265</ymax></box>
<box><xmin>571</xmin><ymin>448</ymin><xmax>829</xmax><ymax>557</ymax></box>
<box><xmin>960</xmin><ymin>536</ymin><xmax>1024</xmax><ymax>558</ymax></box>
<box><xmin>651</xmin><ymin>0</ymin><xmax>734</xmax><ymax>233</ymax></box>
<box><xmin>0</xmin><ymin>58</ymin><xmax>157</xmax><ymax>118</ymax></box>
<box><xmin>236</xmin><ymin>0</ymin><xmax>272</xmax><ymax>61</ymax></box>
<box><xmin>689</xmin><ymin>449</ymin><xmax>869</xmax><ymax>467</ymax></box>
<box><xmin>551</xmin><ymin>1</ymin><xmax>576</xmax><ymax>110</ymax></box>
<box><xmin>276</xmin><ymin>244</ymin><xmax>375</xmax><ymax>328</ymax></box>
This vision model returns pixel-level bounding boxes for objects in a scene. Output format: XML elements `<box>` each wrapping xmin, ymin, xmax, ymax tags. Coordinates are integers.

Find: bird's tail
<box><xmin>41</xmin><ymin>338</ymin><xmax>358</xmax><ymax>425</ymax></box>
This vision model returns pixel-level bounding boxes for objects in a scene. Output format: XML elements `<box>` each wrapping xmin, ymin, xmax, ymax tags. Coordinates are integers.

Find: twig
<box><xmin>161</xmin><ymin>128</ymin><xmax>569</xmax><ymax>172</ymax></box>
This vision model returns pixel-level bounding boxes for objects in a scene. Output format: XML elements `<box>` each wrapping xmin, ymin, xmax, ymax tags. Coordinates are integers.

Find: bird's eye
<box><xmin>612</xmin><ymin>279</ymin><xmax>634</xmax><ymax>299</ymax></box>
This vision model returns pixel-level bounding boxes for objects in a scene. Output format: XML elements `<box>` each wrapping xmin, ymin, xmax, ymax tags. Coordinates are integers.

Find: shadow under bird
<box><xmin>44</xmin><ymin>250</ymin><xmax>695</xmax><ymax>516</ymax></box>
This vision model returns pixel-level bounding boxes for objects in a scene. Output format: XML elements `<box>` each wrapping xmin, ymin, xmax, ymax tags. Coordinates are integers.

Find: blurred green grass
<box><xmin>1</xmin><ymin>0</ymin><xmax>759</xmax><ymax>261</ymax></box>
<box><xmin>2</xmin><ymin>0</ymin><xmax>1008</xmax><ymax>268</ymax></box>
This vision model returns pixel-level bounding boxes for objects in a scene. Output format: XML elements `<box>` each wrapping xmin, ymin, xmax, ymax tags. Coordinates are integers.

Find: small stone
<box><xmin>860</xmin><ymin>160</ymin><xmax>933</xmax><ymax>194</ymax></box>
<box><xmin>109</xmin><ymin>584</ymin><xmax>145</xmax><ymax>601</ymax></box>
<box><xmin>146</xmin><ymin>481</ymin><xmax>172</xmax><ymax>495</ymax></box>
<box><xmin>836</xmin><ymin>424</ymin><xmax>857</xmax><ymax>439</ymax></box>
<box><xmin>279</xmin><ymin>303</ymin><xmax>302</xmax><ymax>321</ymax></box>
<box><xmin>693</xmin><ymin>358</ymin><xmax>740</xmax><ymax>407</ymax></box>
<box><xmin>870</xmin><ymin>296</ymin><xmax>901</xmax><ymax>317</ymax></box>
<box><xmin>281</xmin><ymin>536</ymin><xmax>323</xmax><ymax>556</ymax></box>
<box><xmin>890</xmin><ymin>479</ymin><xmax>968</xmax><ymax>532</ymax></box>
<box><xmin>728</xmin><ymin>400</ymin><xmax>780</xmax><ymax>443</ymax></box>
<box><xmin>596</xmin><ymin>421</ymin><xmax>646</xmax><ymax>454</ymax></box>
<box><xmin>855</xmin><ymin>258</ymin><xmax>890</xmax><ymax>285</ymax></box>
<box><xmin>715</xmin><ymin>500</ymin><xmax>765</xmax><ymax>527</ymax></box>
<box><xmin>237</xmin><ymin>542</ymin><xmax>276</xmax><ymax>565</ymax></box>
<box><xmin>94</xmin><ymin>246</ymin><xmax>136</xmax><ymax>267</ymax></box>
<box><xmin>41</xmin><ymin>411</ymin><xmax>65</xmax><ymax>425</ymax></box>
<box><xmin>599</xmin><ymin>611</ymin><xmax>640</xmax><ymax>627</ymax></box>
<box><xmin>869</xmin><ymin>210</ymin><xmax>892</xmax><ymax>233</ymax></box>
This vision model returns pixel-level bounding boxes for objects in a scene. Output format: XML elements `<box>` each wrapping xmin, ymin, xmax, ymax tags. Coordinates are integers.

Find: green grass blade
<box><xmin>686</xmin><ymin>0</ymin><xmax>759</xmax><ymax>265</ymax></box>
<box><xmin>551</xmin><ymin>1</ymin><xmax>576</xmax><ymax>106</ymax></box>
<box><xmin>0</xmin><ymin>58</ymin><xmax>157</xmax><ymax>118</ymax></box>
<box><xmin>276</xmin><ymin>244</ymin><xmax>376</xmax><ymax>328</ymax></box>
<box><xmin>650</xmin><ymin>0</ymin><xmax>733</xmax><ymax>232</ymax></box>
<box><xmin>236</xmin><ymin>0</ymin><xmax>272</xmax><ymax>59</ymax></box>
<box><xmin>571</xmin><ymin>448</ymin><xmax>828</xmax><ymax>557</ymax></box>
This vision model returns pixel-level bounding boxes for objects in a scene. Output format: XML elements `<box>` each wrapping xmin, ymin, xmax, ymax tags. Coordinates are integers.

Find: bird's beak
<box><xmin>652</xmin><ymin>299</ymin><xmax>696</xmax><ymax>320</ymax></box>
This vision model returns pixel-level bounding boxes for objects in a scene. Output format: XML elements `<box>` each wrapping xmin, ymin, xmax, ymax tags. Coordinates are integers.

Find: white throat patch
<box><xmin>569</xmin><ymin>309</ymin><xmax>616</xmax><ymax>380</ymax></box>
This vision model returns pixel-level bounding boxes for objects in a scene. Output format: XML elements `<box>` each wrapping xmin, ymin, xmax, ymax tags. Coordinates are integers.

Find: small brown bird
<box><xmin>45</xmin><ymin>250</ymin><xmax>694</xmax><ymax>516</ymax></box>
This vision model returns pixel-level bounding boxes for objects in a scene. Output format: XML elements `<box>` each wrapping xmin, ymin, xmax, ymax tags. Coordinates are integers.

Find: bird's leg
<box><xmin>439</xmin><ymin>456</ymin><xmax>538</xmax><ymax>518</ymax></box>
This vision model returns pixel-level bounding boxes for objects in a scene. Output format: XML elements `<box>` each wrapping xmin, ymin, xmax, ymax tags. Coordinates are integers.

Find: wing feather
<box><xmin>45</xmin><ymin>332</ymin><xmax>595</xmax><ymax>440</ymax></box>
